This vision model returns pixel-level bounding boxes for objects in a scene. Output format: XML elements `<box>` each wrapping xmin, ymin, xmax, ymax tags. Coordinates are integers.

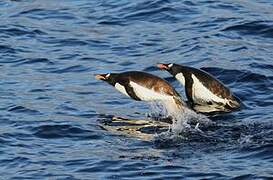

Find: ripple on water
<box><xmin>201</xmin><ymin>67</ymin><xmax>245</xmax><ymax>82</ymax></box>
<box><xmin>38</xmin><ymin>65</ymin><xmax>90</xmax><ymax>74</ymax></box>
<box><xmin>32</xmin><ymin>124</ymin><xmax>101</xmax><ymax>140</ymax></box>
<box><xmin>8</xmin><ymin>105</ymin><xmax>42</xmax><ymax>115</ymax></box>
<box><xmin>12</xmin><ymin>58</ymin><xmax>54</xmax><ymax>67</ymax></box>
<box><xmin>0</xmin><ymin>27</ymin><xmax>47</xmax><ymax>37</ymax></box>
<box><xmin>0</xmin><ymin>45</ymin><xmax>16</xmax><ymax>54</ymax></box>
<box><xmin>142</xmin><ymin>66</ymin><xmax>159</xmax><ymax>72</ymax></box>
<box><xmin>14</xmin><ymin>8</ymin><xmax>78</xmax><ymax>21</ymax></box>
<box><xmin>223</xmin><ymin>21</ymin><xmax>273</xmax><ymax>38</ymax></box>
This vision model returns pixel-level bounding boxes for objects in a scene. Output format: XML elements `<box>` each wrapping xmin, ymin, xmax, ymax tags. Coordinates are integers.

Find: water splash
<box><xmin>148</xmin><ymin>100</ymin><xmax>212</xmax><ymax>135</ymax></box>
<box><xmin>238</xmin><ymin>134</ymin><xmax>253</xmax><ymax>146</ymax></box>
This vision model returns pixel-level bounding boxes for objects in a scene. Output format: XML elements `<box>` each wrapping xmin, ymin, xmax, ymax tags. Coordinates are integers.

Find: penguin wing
<box><xmin>115</xmin><ymin>77</ymin><xmax>141</xmax><ymax>101</ymax></box>
<box><xmin>124</xmin><ymin>84</ymin><xmax>141</xmax><ymax>101</ymax></box>
<box><xmin>184</xmin><ymin>77</ymin><xmax>194</xmax><ymax>106</ymax></box>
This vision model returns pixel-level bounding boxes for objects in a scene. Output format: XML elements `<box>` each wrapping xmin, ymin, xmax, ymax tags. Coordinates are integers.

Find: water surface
<box><xmin>1</xmin><ymin>0</ymin><xmax>273</xmax><ymax>179</ymax></box>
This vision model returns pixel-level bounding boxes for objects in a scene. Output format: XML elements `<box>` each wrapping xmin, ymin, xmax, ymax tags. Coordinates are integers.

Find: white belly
<box><xmin>114</xmin><ymin>83</ymin><xmax>130</xmax><ymax>97</ymax></box>
<box><xmin>191</xmin><ymin>74</ymin><xmax>226</xmax><ymax>104</ymax></box>
<box><xmin>129</xmin><ymin>81</ymin><xmax>173</xmax><ymax>101</ymax></box>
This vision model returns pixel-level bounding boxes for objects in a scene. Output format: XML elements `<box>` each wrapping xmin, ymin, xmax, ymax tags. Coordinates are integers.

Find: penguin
<box><xmin>157</xmin><ymin>63</ymin><xmax>240</xmax><ymax>113</ymax></box>
<box><xmin>95</xmin><ymin>71</ymin><xmax>185</xmax><ymax>110</ymax></box>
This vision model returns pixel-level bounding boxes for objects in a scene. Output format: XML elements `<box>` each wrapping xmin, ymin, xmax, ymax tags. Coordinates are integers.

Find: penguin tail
<box><xmin>227</xmin><ymin>98</ymin><xmax>240</xmax><ymax>109</ymax></box>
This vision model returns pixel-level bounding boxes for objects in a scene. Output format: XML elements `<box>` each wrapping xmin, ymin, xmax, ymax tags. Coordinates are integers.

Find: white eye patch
<box><xmin>168</xmin><ymin>64</ymin><xmax>173</xmax><ymax>68</ymax></box>
<box><xmin>106</xmin><ymin>73</ymin><xmax>110</xmax><ymax>78</ymax></box>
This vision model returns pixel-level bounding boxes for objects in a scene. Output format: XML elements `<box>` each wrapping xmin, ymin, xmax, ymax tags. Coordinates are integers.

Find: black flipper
<box><xmin>184</xmin><ymin>76</ymin><xmax>194</xmax><ymax>108</ymax></box>
<box><xmin>125</xmin><ymin>84</ymin><xmax>141</xmax><ymax>101</ymax></box>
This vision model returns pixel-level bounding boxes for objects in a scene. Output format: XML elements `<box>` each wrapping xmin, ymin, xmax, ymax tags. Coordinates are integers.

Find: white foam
<box><xmin>148</xmin><ymin>99</ymin><xmax>211</xmax><ymax>135</ymax></box>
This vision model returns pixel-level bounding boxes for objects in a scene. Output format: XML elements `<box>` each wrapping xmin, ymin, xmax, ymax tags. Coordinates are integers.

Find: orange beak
<box><xmin>157</xmin><ymin>63</ymin><xmax>169</xmax><ymax>70</ymax></box>
<box><xmin>95</xmin><ymin>74</ymin><xmax>107</xmax><ymax>80</ymax></box>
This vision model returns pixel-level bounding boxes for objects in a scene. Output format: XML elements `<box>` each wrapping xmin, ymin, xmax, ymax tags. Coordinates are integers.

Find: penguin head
<box><xmin>95</xmin><ymin>73</ymin><xmax>117</xmax><ymax>86</ymax></box>
<box><xmin>157</xmin><ymin>63</ymin><xmax>186</xmax><ymax>85</ymax></box>
<box><xmin>157</xmin><ymin>63</ymin><xmax>172</xmax><ymax>70</ymax></box>
<box><xmin>157</xmin><ymin>63</ymin><xmax>180</xmax><ymax>76</ymax></box>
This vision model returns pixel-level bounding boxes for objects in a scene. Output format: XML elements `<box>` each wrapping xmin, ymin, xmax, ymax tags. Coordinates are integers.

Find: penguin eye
<box><xmin>106</xmin><ymin>73</ymin><xmax>110</xmax><ymax>78</ymax></box>
<box><xmin>168</xmin><ymin>64</ymin><xmax>173</xmax><ymax>68</ymax></box>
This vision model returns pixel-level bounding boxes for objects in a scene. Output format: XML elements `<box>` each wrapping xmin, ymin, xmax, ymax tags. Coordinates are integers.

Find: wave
<box><xmin>223</xmin><ymin>21</ymin><xmax>273</xmax><ymax>38</ymax></box>
<box><xmin>8</xmin><ymin>105</ymin><xmax>41</xmax><ymax>115</ymax></box>
<box><xmin>12</xmin><ymin>8</ymin><xmax>77</xmax><ymax>20</ymax></box>
<box><xmin>13</xmin><ymin>58</ymin><xmax>54</xmax><ymax>66</ymax></box>
<box><xmin>32</xmin><ymin>124</ymin><xmax>101</xmax><ymax>140</ymax></box>
<box><xmin>0</xmin><ymin>27</ymin><xmax>47</xmax><ymax>37</ymax></box>
<box><xmin>39</xmin><ymin>65</ymin><xmax>90</xmax><ymax>74</ymax></box>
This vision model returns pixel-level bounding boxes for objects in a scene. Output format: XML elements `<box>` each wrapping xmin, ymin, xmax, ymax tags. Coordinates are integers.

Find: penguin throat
<box><xmin>175</xmin><ymin>73</ymin><xmax>185</xmax><ymax>86</ymax></box>
<box><xmin>114</xmin><ymin>83</ymin><xmax>129</xmax><ymax>97</ymax></box>
<box><xmin>107</xmin><ymin>74</ymin><xmax>118</xmax><ymax>86</ymax></box>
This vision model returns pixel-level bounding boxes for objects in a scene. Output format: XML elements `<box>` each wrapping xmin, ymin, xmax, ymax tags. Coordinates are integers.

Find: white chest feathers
<box><xmin>129</xmin><ymin>81</ymin><xmax>173</xmax><ymax>101</ymax></box>
<box><xmin>114</xmin><ymin>83</ymin><xmax>129</xmax><ymax>97</ymax></box>
<box><xmin>175</xmin><ymin>73</ymin><xmax>185</xmax><ymax>86</ymax></box>
<box><xmin>191</xmin><ymin>74</ymin><xmax>226</xmax><ymax>104</ymax></box>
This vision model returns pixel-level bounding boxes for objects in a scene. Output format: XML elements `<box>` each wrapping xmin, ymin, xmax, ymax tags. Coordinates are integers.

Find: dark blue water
<box><xmin>1</xmin><ymin>0</ymin><xmax>273</xmax><ymax>179</ymax></box>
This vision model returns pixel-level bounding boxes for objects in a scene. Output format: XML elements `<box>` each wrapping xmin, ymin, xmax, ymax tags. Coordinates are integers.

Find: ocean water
<box><xmin>1</xmin><ymin>0</ymin><xmax>273</xmax><ymax>179</ymax></box>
